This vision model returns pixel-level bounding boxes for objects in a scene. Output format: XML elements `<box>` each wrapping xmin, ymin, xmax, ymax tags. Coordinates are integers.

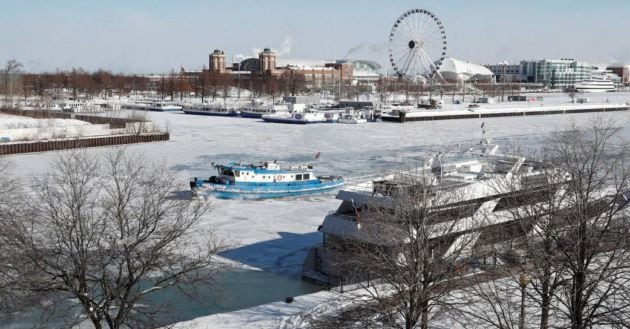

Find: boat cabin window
<box><xmin>220</xmin><ymin>168</ymin><xmax>234</xmax><ymax>176</ymax></box>
<box><xmin>234</xmin><ymin>170</ymin><xmax>240</xmax><ymax>177</ymax></box>
<box><xmin>303</xmin><ymin>173</ymin><xmax>310</xmax><ymax>180</ymax></box>
<box><xmin>296</xmin><ymin>174</ymin><xmax>303</xmax><ymax>180</ymax></box>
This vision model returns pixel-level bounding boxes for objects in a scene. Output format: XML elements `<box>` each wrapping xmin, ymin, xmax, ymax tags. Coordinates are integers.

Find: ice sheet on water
<box><xmin>4</xmin><ymin>108</ymin><xmax>630</xmax><ymax>276</ymax></box>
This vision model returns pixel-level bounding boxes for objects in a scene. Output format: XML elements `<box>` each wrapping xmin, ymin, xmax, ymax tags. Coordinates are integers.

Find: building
<box><xmin>532</xmin><ymin>59</ymin><xmax>593</xmax><ymax>88</ymax></box>
<box><xmin>487</xmin><ymin>59</ymin><xmax>597</xmax><ymax>88</ymax></box>
<box><xmin>438</xmin><ymin>57</ymin><xmax>494</xmax><ymax>83</ymax></box>
<box><xmin>281</xmin><ymin>65</ymin><xmax>339</xmax><ymax>89</ymax></box>
<box><xmin>607</xmin><ymin>64</ymin><xmax>630</xmax><ymax>85</ymax></box>
<box><xmin>178</xmin><ymin>47</ymin><xmax>384</xmax><ymax>94</ymax></box>
<box><xmin>333</xmin><ymin>59</ymin><xmax>382</xmax><ymax>85</ymax></box>
<box><xmin>259</xmin><ymin>48</ymin><xmax>276</xmax><ymax>74</ymax></box>
<box><xmin>209</xmin><ymin>49</ymin><xmax>226</xmax><ymax>74</ymax></box>
<box><xmin>485</xmin><ymin>63</ymin><xmax>523</xmax><ymax>82</ymax></box>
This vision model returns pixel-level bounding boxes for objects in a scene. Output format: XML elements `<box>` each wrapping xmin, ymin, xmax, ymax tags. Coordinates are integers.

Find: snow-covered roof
<box><xmin>276</xmin><ymin>58</ymin><xmax>330</xmax><ymax>67</ymax></box>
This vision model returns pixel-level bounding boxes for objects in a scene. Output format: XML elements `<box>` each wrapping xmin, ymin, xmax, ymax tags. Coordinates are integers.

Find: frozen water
<box><xmin>2</xmin><ymin>103</ymin><xmax>630</xmax><ymax>327</ymax></box>
<box><xmin>5</xmin><ymin>109</ymin><xmax>630</xmax><ymax>270</ymax></box>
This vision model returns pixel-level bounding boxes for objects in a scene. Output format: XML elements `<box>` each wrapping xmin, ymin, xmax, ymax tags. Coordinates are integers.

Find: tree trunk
<box><xmin>540</xmin><ymin>270</ymin><xmax>551</xmax><ymax>329</ymax></box>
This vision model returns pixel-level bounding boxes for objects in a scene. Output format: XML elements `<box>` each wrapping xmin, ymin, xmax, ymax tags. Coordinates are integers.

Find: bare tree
<box><xmin>0</xmin><ymin>158</ymin><xmax>33</xmax><ymax>313</ymax></box>
<box><xmin>6</xmin><ymin>150</ymin><xmax>224</xmax><ymax>328</ymax></box>
<box><xmin>477</xmin><ymin>155</ymin><xmax>570</xmax><ymax>329</ymax></box>
<box><xmin>455</xmin><ymin>119</ymin><xmax>630</xmax><ymax>329</ymax></box>
<box><xmin>2</xmin><ymin>59</ymin><xmax>23</xmax><ymax>107</ymax></box>
<box><xmin>453</xmin><ymin>275</ymin><xmax>536</xmax><ymax>329</ymax></box>
<box><xmin>544</xmin><ymin>119</ymin><xmax>630</xmax><ymax>329</ymax></box>
<box><xmin>565</xmin><ymin>87</ymin><xmax>578</xmax><ymax>103</ymax></box>
<box><xmin>334</xmin><ymin>168</ymin><xmax>481</xmax><ymax>329</ymax></box>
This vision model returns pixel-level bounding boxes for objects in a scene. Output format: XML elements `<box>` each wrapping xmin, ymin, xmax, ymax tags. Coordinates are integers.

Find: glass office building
<box><xmin>531</xmin><ymin>59</ymin><xmax>594</xmax><ymax>88</ymax></box>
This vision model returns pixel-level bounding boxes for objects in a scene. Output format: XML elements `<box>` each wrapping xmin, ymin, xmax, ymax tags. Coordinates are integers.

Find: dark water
<box><xmin>0</xmin><ymin>269</ymin><xmax>323</xmax><ymax>328</ymax></box>
<box><xmin>144</xmin><ymin>269</ymin><xmax>322</xmax><ymax>325</ymax></box>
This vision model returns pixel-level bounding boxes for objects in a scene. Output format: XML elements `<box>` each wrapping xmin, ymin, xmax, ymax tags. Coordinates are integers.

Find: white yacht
<box><xmin>301</xmin><ymin>140</ymin><xmax>570</xmax><ymax>284</ymax></box>
<box><xmin>262</xmin><ymin>107</ymin><xmax>327</xmax><ymax>124</ymax></box>
<box><xmin>575</xmin><ymin>75</ymin><xmax>616</xmax><ymax>93</ymax></box>
<box><xmin>337</xmin><ymin>108</ymin><xmax>368</xmax><ymax>124</ymax></box>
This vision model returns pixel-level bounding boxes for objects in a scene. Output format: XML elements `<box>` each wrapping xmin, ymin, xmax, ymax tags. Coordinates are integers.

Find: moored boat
<box><xmin>147</xmin><ymin>102</ymin><xmax>182</xmax><ymax>112</ymax></box>
<box><xmin>337</xmin><ymin>108</ymin><xmax>368</xmax><ymax>124</ymax></box>
<box><xmin>575</xmin><ymin>74</ymin><xmax>616</xmax><ymax>93</ymax></box>
<box><xmin>240</xmin><ymin>100</ymin><xmax>290</xmax><ymax>118</ymax></box>
<box><xmin>261</xmin><ymin>109</ymin><xmax>327</xmax><ymax>124</ymax></box>
<box><xmin>190</xmin><ymin>161</ymin><xmax>344</xmax><ymax>199</ymax></box>
<box><xmin>182</xmin><ymin>103</ymin><xmax>240</xmax><ymax>116</ymax></box>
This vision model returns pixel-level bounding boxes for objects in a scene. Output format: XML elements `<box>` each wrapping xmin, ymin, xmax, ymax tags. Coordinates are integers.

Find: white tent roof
<box><xmin>439</xmin><ymin>57</ymin><xmax>493</xmax><ymax>80</ymax></box>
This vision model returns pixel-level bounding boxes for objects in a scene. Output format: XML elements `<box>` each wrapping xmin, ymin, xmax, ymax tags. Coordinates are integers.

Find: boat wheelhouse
<box><xmin>191</xmin><ymin>161</ymin><xmax>344</xmax><ymax>199</ymax></box>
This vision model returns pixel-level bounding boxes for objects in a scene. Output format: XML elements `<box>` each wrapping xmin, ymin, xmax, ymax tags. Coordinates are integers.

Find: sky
<box><xmin>1</xmin><ymin>0</ymin><xmax>629</xmax><ymax>73</ymax></box>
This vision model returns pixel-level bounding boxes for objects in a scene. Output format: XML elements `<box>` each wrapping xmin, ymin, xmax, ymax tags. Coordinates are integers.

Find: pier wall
<box><xmin>0</xmin><ymin>124</ymin><xmax>112</xmax><ymax>142</ymax></box>
<box><xmin>0</xmin><ymin>107</ymin><xmax>168</xmax><ymax>154</ymax></box>
<box><xmin>383</xmin><ymin>104</ymin><xmax>630</xmax><ymax>123</ymax></box>
<box><xmin>0</xmin><ymin>133</ymin><xmax>170</xmax><ymax>155</ymax></box>
<box><xmin>0</xmin><ymin>108</ymin><xmax>143</xmax><ymax>129</ymax></box>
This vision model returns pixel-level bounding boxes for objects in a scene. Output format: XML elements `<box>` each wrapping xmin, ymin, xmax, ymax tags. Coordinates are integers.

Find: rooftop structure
<box><xmin>438</xmin><ymin>57</ymin><xmax>493</xmax><ymax>83</ymax></box>
<box><xmin>259</xmin><ymin>47</ymin><xmax>276</xmax><ymax>74</ymax></box>
<box><xmin>209</xmin><ymin>49</ymin><xmax>226</xmax><ymax>74</ymax></box>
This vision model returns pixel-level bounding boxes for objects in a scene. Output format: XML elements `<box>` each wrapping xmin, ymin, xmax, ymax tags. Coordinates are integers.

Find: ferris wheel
<box><xmin>388</xmin><ymin>9</ymin><xmax>447</xmax><ymax>79</ymax></box>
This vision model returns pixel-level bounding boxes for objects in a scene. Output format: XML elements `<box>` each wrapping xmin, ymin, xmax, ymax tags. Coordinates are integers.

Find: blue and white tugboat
<box><xmin>190</xmin><ymin>161</ymin><xmax>344</xmax><ymax>199</ymax></box>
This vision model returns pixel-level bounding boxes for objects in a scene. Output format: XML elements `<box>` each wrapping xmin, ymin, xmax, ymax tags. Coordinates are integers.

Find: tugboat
<box><xmin>190</xmin><ymin>161</ymin><xmax>344</xmax><ymax>199</ymax></box>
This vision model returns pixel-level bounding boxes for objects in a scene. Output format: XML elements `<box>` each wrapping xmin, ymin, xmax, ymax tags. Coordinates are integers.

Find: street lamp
<box><xmin>519</xmin><ymin>273</ymin><xmax>530</xmax><ymax>329</ymax></box>
<box><xmin>232</xmin><ymin>55</ymin><xmax>242</xmax><ymax>100</ymax></box>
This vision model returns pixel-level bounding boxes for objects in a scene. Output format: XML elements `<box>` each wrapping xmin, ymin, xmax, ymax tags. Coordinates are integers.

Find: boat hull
<box><xmin>192</xmin><ymin>179</ymin><xmax>345</xmax><ymax>199</ymax></box>
<box><xmin>575</xmin><ymin>89</ymin><xmax>613</xmax><ymax>93</ymax></box>
<box><xmin>183</xmin><ymin>110</ymin><xmax>239</xmax><ymax>116</ymax></box>
<box><xmin>240</xmin><ymin>111</ymin><xmax>264</xmax><ymax>118</ymax></box>
<box><xmin>261</xmin><ymin>117</ymin><xmax>326</xmax><ymax>124</ymax></box>
<box><xmin>147</xmin><ymin>106</ymin><xmax>182</xmax><ymax>112</ymax></box>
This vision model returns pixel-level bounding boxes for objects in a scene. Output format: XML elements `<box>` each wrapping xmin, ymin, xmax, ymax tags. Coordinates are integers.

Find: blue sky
<box><xmin>1</xmin><ymin>0</ymin><xmax>629</xmax><ymax>73</ymax></box>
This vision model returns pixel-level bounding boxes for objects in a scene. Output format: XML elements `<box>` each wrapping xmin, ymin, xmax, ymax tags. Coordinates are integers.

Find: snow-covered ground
<box><xmin>2</xmin><ymin>96</ymin><xmax>630</xmax><ymax>327</ymax></box>
<box><xmin>0</xmin><ymin>114</ymin><xmax>89</xmax><ymax>130</ymax></box>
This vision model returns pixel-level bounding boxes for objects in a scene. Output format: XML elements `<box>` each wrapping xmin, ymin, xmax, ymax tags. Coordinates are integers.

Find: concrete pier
<box><xmin>381</xmin><ymin>103</ymin><xmax>630</xmax><ymax>123</ymax></box>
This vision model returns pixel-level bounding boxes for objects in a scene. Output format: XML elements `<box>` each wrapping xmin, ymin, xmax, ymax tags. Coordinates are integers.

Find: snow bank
<box><xmin>168</xmin><ymin>289</ymin><xmax>344</xmax><ymax>329</ymax></box>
